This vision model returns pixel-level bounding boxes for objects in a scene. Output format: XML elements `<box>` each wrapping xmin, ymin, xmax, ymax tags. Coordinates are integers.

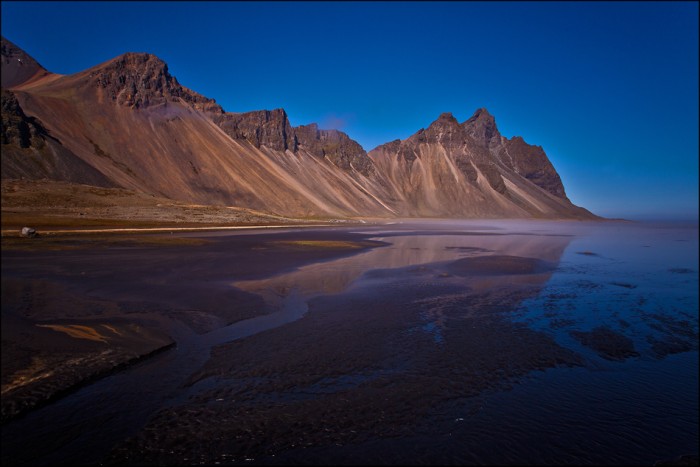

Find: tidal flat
<box><xmin>1</xmin><ymin>220</ymin><xmax>698</xmax><ymax>465</ymax></box>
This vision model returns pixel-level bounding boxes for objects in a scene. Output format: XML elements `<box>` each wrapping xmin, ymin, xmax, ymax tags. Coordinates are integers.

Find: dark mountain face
<box><xmin>214</xmin><ymin>109</ymin><xmax>293</xmax><ymax>152</ymax></box>
<box><xmin>1</xmin><ymin>37</ymin><xmax>48</xmax><ymax>88</ymax></box>
<box><xmin>1</xmin><ymin>89</ymin><xmax>39</xmax><ymax>148</ymax></box>
<box><xmin>294</xmin><ymin>123</ymin><xmax>375</xmax><ymax>177</ymax></box>
<box><xmin>1</xmin><ymin>37</ymin><xmax>596</xmax><ymax>220</ymax></box>
<box><xmin>214</xmin><ymin>110</ymin><xmax>374</xmax><ymax>176</ymax></box>
<box><xmin>86</xmin><ymin>52</ymin><xmax>223</xmax><ymax>113</ymax></box>
<box><xmin>462</xmin><ymin>107</ymin><xmax>501</xmax><ymax>147</ymax></box>
<box><xmin>496</xmin><ymin>136</ymin><xmax>568</xmax><ymax>199</ymax></box>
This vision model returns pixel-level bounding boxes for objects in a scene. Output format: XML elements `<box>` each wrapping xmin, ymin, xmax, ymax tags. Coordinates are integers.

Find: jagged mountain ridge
<box><xmin>366</xmin><ymin>109</ymin><xmax>589</xmax><ymax>218</ymax></box>
<box><xmin>1</xmin><ymin>37</ymin><xmax>596</xmax><ymax>219</ymax></box>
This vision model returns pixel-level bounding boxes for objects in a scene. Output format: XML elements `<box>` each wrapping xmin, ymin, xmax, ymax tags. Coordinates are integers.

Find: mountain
<box><xmin>1</xmin><ymin>37</ymin><xmax>50</xmax><ymax>88</ymax></box>
<box><xmin>1</xmin><ymin>88</ymin><xmax>116</xmax><ymax>187</ymax></box>
<box><xmin>369</xmin><ymin>109</ymin><xmax>592</xmax><ymax>218</ymax></box>
<box><xmin>1</xmin><ymin>37</ymin><xmax>597</xmax><ymax>221</ymax></box>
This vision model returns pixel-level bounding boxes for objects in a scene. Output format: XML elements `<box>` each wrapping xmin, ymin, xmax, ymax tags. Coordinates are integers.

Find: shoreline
<box><xmin>0</xmin><ymin>223</ymin><xmax>363</xmax><ymax>238</ymax></box>
<box><xmin>0</xmin><ymin>216</ymin><xmax>644</xmax><ymax>239</ymax></box>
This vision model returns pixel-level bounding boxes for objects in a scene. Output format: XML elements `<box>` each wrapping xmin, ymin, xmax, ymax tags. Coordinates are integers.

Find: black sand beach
<box><xmin>1</xmin><ymin>221</ymin><xmax>698</xmax><ymax>465</ymax></box>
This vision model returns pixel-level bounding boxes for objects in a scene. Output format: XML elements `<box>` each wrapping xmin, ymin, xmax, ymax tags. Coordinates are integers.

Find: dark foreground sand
<box><xmin>1</xmin><ymin>229</ymin><xmax>383</xmax><ymax>423</ymax></box>
<box><xmin>102</xmin><ymin>234</ymin><xmax>584</xmax><ymax>465</ymax></box>
<box><xmin>2</xmin><ymin>224</ymin><xmax>696</xmax><ymax>465</ymax></box>
<box><xmin>108</xmin><ymin>282</ymin><xmax>581</xmax><ymax>465</ymax></box>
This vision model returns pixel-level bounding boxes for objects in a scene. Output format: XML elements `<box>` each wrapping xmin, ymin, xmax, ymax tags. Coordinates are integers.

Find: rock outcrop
<box><xmin>214</xmin><ymin>109</ymin><xmax>294</xmax><ymax>152</ymax></box>
<box><xmin>463</xmin><ymin>107</ymin><xmax>501</xmax><ymax>147</ymax></box>
<box><xmin>214</xmin><ymin>109</ymin><xmax>374</xmax><ymax>176</ymax></box>
<box><xmin>294</xmin><ymin>123</ymin><xmax>374</xmax><ymax>176</ymax></box>
<box><xmin>494</xmin><ymin>136</ymin><xmax>567</xmax><ymax>199</ymax></box>
<box><xmin>1</xmin><ymin>89</ymin><xmax>45</xmax><ymax>148</ymax></box>
<box><xmin>86</xmin><ymin>52</ymin><xmax>223</xmax><ymax>113</ymax></box>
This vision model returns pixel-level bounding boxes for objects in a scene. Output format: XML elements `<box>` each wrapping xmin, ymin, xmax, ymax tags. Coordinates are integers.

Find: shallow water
<box><xmin>1</xmin><ymin>220</ymin><xmax>697</xmax><ymax>465</ymax></box>
<box><xmin>267</xmin><ymin>221</ymin><xmax>697</xmax><ymax>465</ymax></box>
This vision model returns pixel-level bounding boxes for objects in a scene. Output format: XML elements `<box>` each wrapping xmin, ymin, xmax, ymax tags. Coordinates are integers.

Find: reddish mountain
<box><xmin>368</xmin><ymin>109</ymin><xmax>593</xmax><ymax>218</ymax></box>
<box><xmin>1</xmin><ymin>37</ymin><xmax>50</xmax><ymax>88</ymax></box>
<box><xmin>1</xmin><ymin>37</ymin><xmax>597</xmax><ymax>220</ymax></box>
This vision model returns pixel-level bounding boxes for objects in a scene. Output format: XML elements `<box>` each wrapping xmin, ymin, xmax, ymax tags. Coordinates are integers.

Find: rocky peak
<box><xmin>437</xmin><ymin>112</ymin><xmax>459</xmax><ymax>123</ymax></box>
<box><xmin>417</xmin><ymin>111</ymin><xmax>467</xmax><ymax>148</ymax></box>
<box><xmin>462</xmin><ymin>107</ymin><xmax>501</xmax><ymax>146</ymax></box>
<box><xmin>88</xmin><ymin>52</ymin><xmax>222</xmax><ymax>112</ymax></box>
<box><xmin>427</xmin><ymin>112</ymin><xmax>460</xmax><ymax>130</ymax></box>
<box><xmin>214</xmin><ymin>110</ymin><xmax>374</xmax><ymax>176</ymax></box>
<box><xmin>471</xmin><ymin>107</ymin><xmax>493</xmax><ymax>119</ymax></box>
<box><xmin>294</xmin><ymin>123</ymin><xmax>374</xmax><ymax>176</ymax></box>
<box><xmin>372</xmin><ymin>139</ymin><xmax>402</xmax><ymax>154</ymax></box>
<box><xmin>214</xmin><ymin>108</ymin><xmax>294</xmax><ymax>152</ymax></box>
<box><xmin>1</xmin><ymin>36</ymin><xmax>49</xmax><ymax>88</ymax></box>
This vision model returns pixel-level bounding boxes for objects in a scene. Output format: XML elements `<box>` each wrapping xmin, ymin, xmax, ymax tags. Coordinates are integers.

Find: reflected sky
<box><xmin>233</xmin><ymin>221</ymin><xmax>575</xmax><ymax>313</ymax></box>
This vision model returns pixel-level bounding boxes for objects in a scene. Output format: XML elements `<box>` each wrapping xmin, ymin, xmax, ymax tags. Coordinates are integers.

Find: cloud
<box><xmin>319</xmin><ymin>112</ymin><xmax>355</xmax><ymax>131</ymax></box>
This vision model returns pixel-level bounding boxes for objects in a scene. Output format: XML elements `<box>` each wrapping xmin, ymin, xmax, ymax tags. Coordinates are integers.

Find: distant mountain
<box><xmin>0</xmin><ymin>37</ymin><xmax>597</xmax><ymax>220</ymax></box>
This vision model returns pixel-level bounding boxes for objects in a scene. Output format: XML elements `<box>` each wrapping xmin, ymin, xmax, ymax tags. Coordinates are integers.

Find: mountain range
<box><xmin>1</xmin><ymin>37</ymin><xmax>596</xmax><ymax>221</ymax></box>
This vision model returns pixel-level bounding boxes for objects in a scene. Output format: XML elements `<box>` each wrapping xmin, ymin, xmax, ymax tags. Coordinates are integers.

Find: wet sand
<box><xmin>109</xmin><ymin>278</ymin><xmax>580</xmax><ymax>465</ymax></box>
<box><xmin>570</xmin><ymin>326</ymin><xmax>640</xmax><ymax>361</ymax></box>
<box><xmin>103</xmin><ymin>227</ymin><xmax>582</xmax><ymax>465</ymax></box>
<box><xmin>1</xmin><ymin>220</ymin><xmax>697</xmax><ymax>465</ymax></box>
<box><xmin>1</xmin><ymin>229</ymin><xmax>385</xmax><ymax>423</ymax></box>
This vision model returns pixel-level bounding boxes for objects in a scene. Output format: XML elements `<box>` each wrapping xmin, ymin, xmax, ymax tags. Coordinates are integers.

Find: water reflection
<box><xmin>233</xmin><ymin>230</ymin><xmax>573</xmax><ymax>312</ymax></box>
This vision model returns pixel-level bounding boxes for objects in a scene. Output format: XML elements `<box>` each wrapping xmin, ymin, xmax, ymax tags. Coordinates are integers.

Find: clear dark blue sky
<box><xmin>2</xmin><ymin>1</ymin><xmax>698</xmax><ymax>220</ymax></box>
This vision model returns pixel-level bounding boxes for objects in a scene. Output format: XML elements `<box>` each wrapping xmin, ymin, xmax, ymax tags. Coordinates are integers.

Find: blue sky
<box><xmin>1</xmin><ymin>1</ymin><xmax>698</xmax><ymax>220</ymax></box>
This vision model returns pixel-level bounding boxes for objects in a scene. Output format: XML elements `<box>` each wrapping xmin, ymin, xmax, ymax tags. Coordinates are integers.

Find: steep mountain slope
<box><xmin>3</xmin><ymin>48</ymin><xmax>391</xmax><ymax>218</ymax></box>
<box><xmin>1</xmin><ymin>89</ymin><xmax>116</xmax><ymax>187</ymax></box>
<box><xmin>464</xmin><ymin>108</ymin><xmax>567</xmax><ymax>199</ymax></box>
<box><xmin>369</xmin><ymin>110</ymin><xmax>594</xmax><ymax>218</ymax></box>
<box><xmin>1</xmin><ymin>37</ymin><xmax>596</xmax><ymax>220</ymax></box>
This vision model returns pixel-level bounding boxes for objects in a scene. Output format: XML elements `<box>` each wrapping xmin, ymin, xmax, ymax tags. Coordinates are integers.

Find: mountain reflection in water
<box><xmin>233</xmin><ymin>230</ymin><xmax>571</xmax><ymax>311</ymax></box>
